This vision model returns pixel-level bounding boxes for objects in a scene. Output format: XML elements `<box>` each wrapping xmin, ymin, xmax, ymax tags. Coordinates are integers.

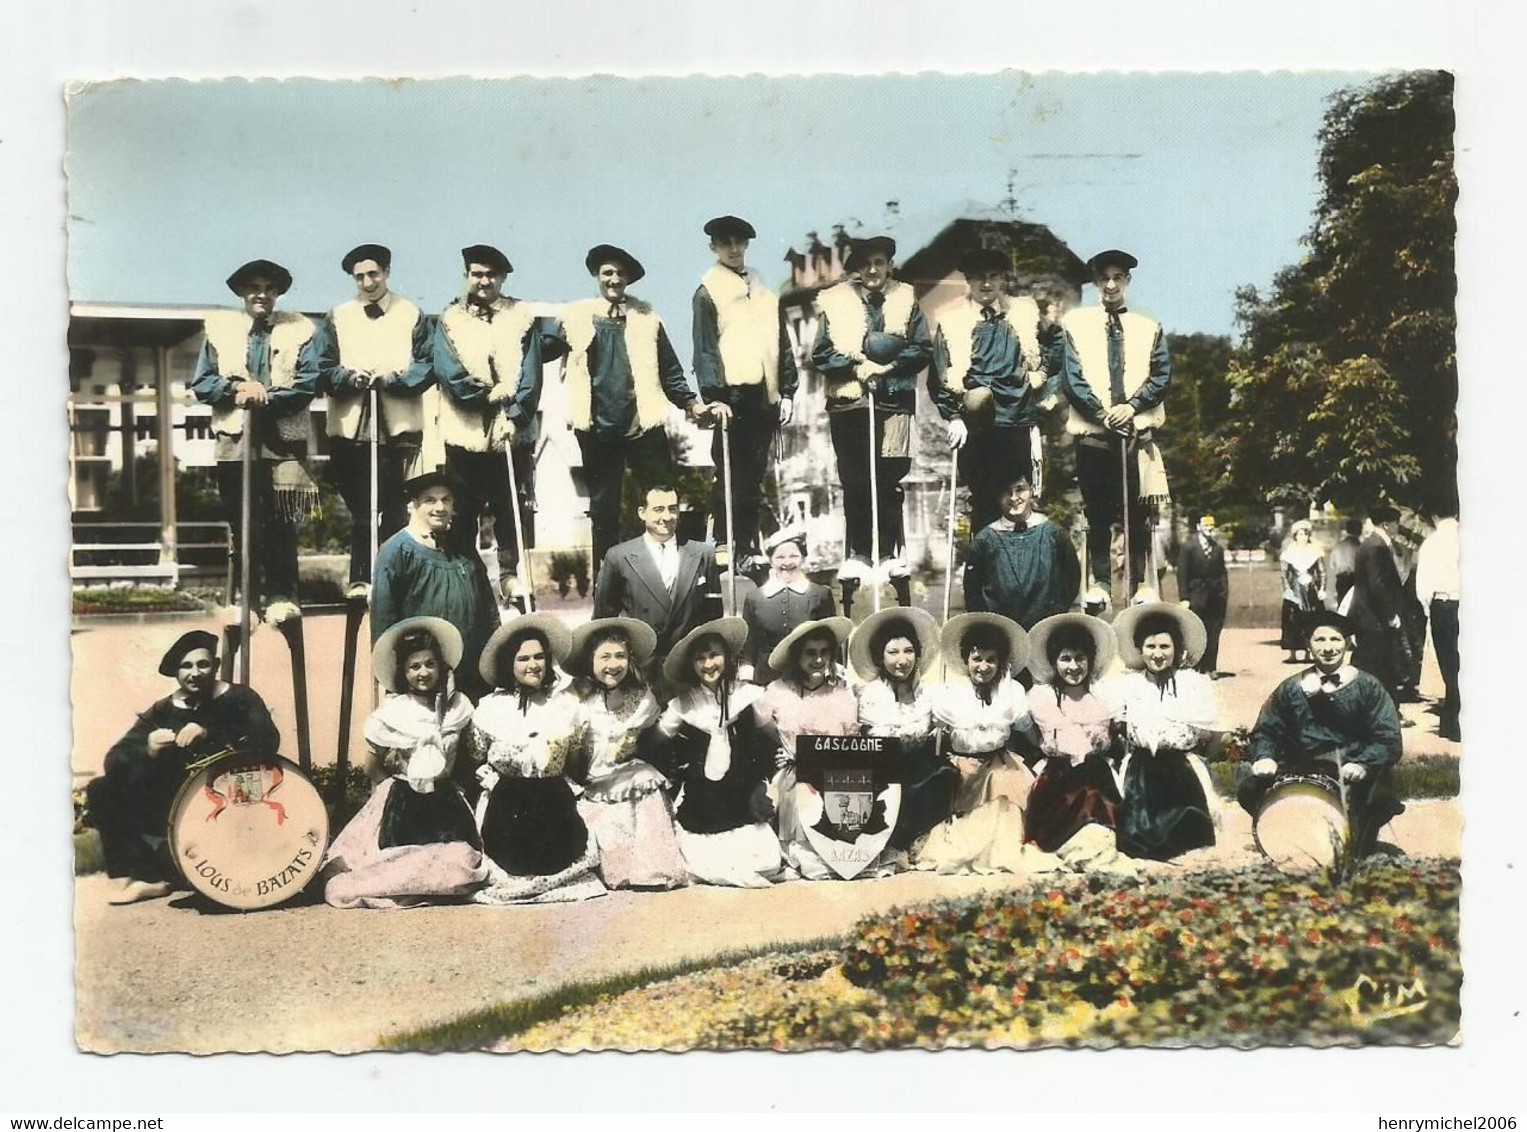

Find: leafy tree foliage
<box><xmin>1221</xmin><ymin>71</ymin><xmax>1456</xmax><ymax>516</ymax></box>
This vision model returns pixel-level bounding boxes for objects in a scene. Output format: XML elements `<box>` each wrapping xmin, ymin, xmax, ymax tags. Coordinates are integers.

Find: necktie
<box><xmin>1106</xmin><ymin>310</ymin><xmax>1124</xmax><ymax>338</ymax></box>
<box><xmin>866</xmin><ymin>291</ymin><xmax>885</xmax><ymax>309</ymax></box>
<box><xmin>251</xmin><ymin>315</ymin><xmax>272</xmax><ymax>334</ymax></box>
<box><xmin>364</xmin><ymin>302</ymin><xmax>384</xmax><ymax>320</ymax></box>
<box><xmin>607</xmin><ymin>302</ymin><xmax>626</xmax><ymax>321</ymax></box>
<box><xmin>980</xmin><ymin>305</ymin><xmax>998</xmax><ymax>322</ymax></box>
<box><xmin>469</xmin><ymin>302</ymin><xmax>494</xmax><ymax>323</ymax></box>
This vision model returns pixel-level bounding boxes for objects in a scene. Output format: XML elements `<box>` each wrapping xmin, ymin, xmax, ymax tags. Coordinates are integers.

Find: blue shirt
<box><xmin>432</xmin><ymin>303</ymin><xmax>547</xmax><ymax>431</ymax></box>
<box><xmin>189</xmin><ymin>318</ymin><xmax>321</xmax><ymax>459</ymax></box>
<box><xmin>1060</xmin><ymin>309</ymin><xmax>1172</xmax><ymax>423</ymax></box>
<box><xmin>311</xmin><ymin>303</ymin><xmax>435</xmax><ymax>398</ymax></box>
<box><xmin>929</xmin><ymin>312</ymin><xmax>1064</xmax><ymax>426</ymax></box>
<box><xmin>809</xmin><ymin>283</ymin><xmax>933</xmax><ymax>415</ymax></box>
<box><xmin>542</xmin><ymin>312</ymin><xmax>696</xmax><ymax>440</ymax></box>
<box><xmin>691</xmin><ymin>281</ymin><xmax>800</xmax><ymax>406</ymax></box>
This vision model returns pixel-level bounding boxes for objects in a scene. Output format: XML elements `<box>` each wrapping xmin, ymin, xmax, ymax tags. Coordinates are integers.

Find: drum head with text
<box><xmin>168</xmin><ymin>755</ymin><xmax>329</xmax><ymax>910</ymax></box>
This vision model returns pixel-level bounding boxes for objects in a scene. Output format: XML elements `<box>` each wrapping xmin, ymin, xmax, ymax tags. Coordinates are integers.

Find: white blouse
<box><xmin>857</xmin><ymin>679</ymin><xmax>934</xmax><ymax>742</ymax></box>
<box><xmin>1099</xmin><ymin>669</ymin><xmax>1221</xmax><ymax>755</ymax></box>
<box><xmin>930</xmin><ymin>678</ymin><xmax>1032</xmax><ymax>756</ymax></box>
<box><xmin>470</xmin><ymin>678</ymin><xmax>583</xmax><ymax>778</ymax></box>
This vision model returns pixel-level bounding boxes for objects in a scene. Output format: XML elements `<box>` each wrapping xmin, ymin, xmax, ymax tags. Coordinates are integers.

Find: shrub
<box><xmin>718</xmin><ymin>860</ymin><xmax>1460</xmax><ymax>1048</ymax></box>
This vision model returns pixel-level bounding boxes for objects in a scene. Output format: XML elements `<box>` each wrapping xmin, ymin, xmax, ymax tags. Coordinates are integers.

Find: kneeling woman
<box><xmin>1105</xmin><ymin>603</ymin><xmax>1223</xmax><ymax>861</ymax></box>
<box><xmin>322</xmin><ymin>617</ymin><xmax>488</xmax><ymax>908</ymax></box>
<box><xmin>758</xmin><ymin>616</ymin><xmax>860</xmax><ymax>879</ymax></box>
<box><xmin>644</xmin><ymin>617</ymin><xmax>783</xmax><ymax>888</ymax></box>
<box><xmin>567</xmin><ymin>617</ymin><xmax>687</xmax><ymax>890</ymax></box>
<box><xmin>1022</xmin><ymin>613</ymin><xmax>1128</xmax><ymax>865</ymax></box>
<box><xmin>850</xmin><ymin>607</ymin><xmax>951</xmax><ymax>866</ymax></box>
<box><xmin>918</xmin><ymin>613</ymin><xmax>1048</xmax><ymax>874</ymax></box>
<box><xmin>467</xmin><ymin>615</ymin><xmax>605</xmax><ymax>904</ymax></box>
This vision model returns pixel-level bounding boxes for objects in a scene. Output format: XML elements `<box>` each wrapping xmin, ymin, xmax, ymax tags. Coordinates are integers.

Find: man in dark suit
<box><xmin>1349</xmin><ymin>504</ymin><xmax>1408</xmax><ymax>705</ymax></box>
<box><xmin>1177</xmin><ymin>512</ymin><xmax>1230</xmax><ymax>677</ymax></box>
<box><xmin>593</xmin><ymin>484</ymin><xmax>723</xmax><ymax>679</ymax></box>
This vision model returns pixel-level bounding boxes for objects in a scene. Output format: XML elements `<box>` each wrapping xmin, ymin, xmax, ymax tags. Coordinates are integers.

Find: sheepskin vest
<box><xmin>1061</xmin><ymin>306</ymin><xmax>1166</xmax><ymax>436</ymax></box>
<box><xmin>436</xmin><ymin>297</ymin><xmax>537</xmax><ymax>453</ymax></box>
<box><xmin>203</xmin><ymin>309</ymin><xmax>315</xmax><ymax>440</ymax></box>
<box><xmin>936</xmin><ymin>295</ymin><xmax>1044</xmax><ymax>391</ymax></box>
<box><xmin>701</xmin><ymin>265</ymin><xmax>780</xmax><ymax>402</ymax></box>
<box><xmin>326</xmin><ymin>296</ymin><xmax>425</xmax><ymax>440</ymax></box>
<box><xmin>561</xmin><ymin>297</ymin><xmax>667</xmax><ymax>433</ymax></box>
<box><xmin>815</xmin><ymin>280</ymin><xmax>917</xmax><ymax>404</ymax></box>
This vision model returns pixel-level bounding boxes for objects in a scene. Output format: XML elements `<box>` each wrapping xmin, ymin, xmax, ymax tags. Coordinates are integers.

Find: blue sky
<box><xmin>67</xmin><ymin>72</ymin><xmax>1370</xmax><ymax>344</ymax></box>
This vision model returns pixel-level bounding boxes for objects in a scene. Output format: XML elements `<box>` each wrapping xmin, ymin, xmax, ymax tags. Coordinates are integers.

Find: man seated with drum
<box><xmin>83</xmin><ymin>631</ymin><xmax>281</xmax><ymax>904</ymax></box>
<box><xmin>1238</xmin><ymin>608</ymin><xmax>1404</xmax><ymax>857</ymax></box>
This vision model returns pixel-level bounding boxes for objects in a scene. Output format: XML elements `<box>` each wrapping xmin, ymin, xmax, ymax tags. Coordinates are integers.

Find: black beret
<box><xmin>845</xmin><ymin>235</ymin><xmax>896</xmax><ymax>270</ymax></box>
<box><xmin>1085</xmin><ymin>249</ymin><xmax>1139</xmax><ymax>274</ymax></box>
<box><xmin>704</xmin><ymin>215</ymin><xmax>756</xmax><ymax>240</ymax></box>
<box><xmin>1304</xmin><ymin>608</ymin><xmax>1356</xmax><ymax>638</ymax></box>
<box><xmin>342</xmin><ymin>244</ymin><xmax>392</xmax><ymax>273</ymax></box>
<box><xmin>461</xmin><ymin>244</ymin><xmax>512</xmax><ymax>275</ymax></box>
<box><xmin>225</xmin><ymin>259</ymin><xmax>293</xmax><ymax>296</ymax></box>
<box><xmin>584</xmin><ymin>244</ymin><xmax>646</xmax><ymax>284</ymax></box>
<box><xmin>958</xmin><ymin>247</ymin><xmax>1010</xmax><ymax>277</ymax></box>
<box><xmin>159</xmin><ymin>630</ymin><xmax>220</xmax><ymax>677</ymax></box>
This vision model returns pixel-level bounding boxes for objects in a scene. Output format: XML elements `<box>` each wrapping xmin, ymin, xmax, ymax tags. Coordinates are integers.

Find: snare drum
<box><xmin>167</xmin><ymin>754</ymin><xmax>330</xmax><ymax>910</ymax></box>
<box><xmin>1253</xmin><ymin>772</ymin><xmax>1348</xmax><ymax>872</ymax></box>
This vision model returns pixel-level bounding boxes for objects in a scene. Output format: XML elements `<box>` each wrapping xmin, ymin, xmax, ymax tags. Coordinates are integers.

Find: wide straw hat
<box><xmin>848</xmin><ymin>607</ymin><xmax>940</xmax><ymax>681</ymax></box>
<box><xmin>371</xmin><ymin>617</ymin><xmax>463</xmax><ymax>694</ymax></box>
<box><xmin>479</xmin><ymin>613</ymin><xmax>572</xmax><ymax>689</ymax></box>
<box><xmin>1026</xmin><ymin>613</ymin><xmax>1117</xmax><ymax>685</ymax></box>
<box><xmin>663</xmin><ymin>616</ymin><xmax>748</xmax><ymax>686</ymax></box>
<box><xmin>766</xmin><ymin>616</ymin><xmax>853</xmax><ymax>677</ymax></box>
<box><xmin>565</xmin><ymin>617</ymin><xmax>658</xmax><ymax>677</ymax></box>
<box><xmin>1113</xmin><ymin>602</ymin><xmax>1208</xmax><ymax>671</ymax></box>
<box><xmin>940</xmin><ymin>612</ymin><xmax>1031</xmax><ymax>677</ymax></box>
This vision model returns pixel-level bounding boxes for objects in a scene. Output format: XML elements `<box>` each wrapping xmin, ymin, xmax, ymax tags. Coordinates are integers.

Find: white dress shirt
<box><xmin>645</xmin><ymin>533</ymin><xmax>680</xmax><ymax>590</ymax></box>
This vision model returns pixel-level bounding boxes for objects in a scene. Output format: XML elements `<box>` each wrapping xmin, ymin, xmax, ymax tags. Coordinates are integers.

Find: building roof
<box><xmin>892</xmin><ymin>201</ymin><xmax>1088</xmax><ymax>291</ymax></box>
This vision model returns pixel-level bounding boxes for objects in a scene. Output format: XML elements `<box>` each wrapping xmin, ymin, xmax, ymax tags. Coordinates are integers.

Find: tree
<box><xmin>1220</xmin><ymin>71</ymin><xmax>1456</xmax><ymax>516</ymax></box>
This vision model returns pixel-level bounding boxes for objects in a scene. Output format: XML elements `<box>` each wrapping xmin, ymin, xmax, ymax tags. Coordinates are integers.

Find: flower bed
<box><xmin>496</xmin><ymin>859</ymin><xmax>1459</xmax><ymax>1051</ymax></box>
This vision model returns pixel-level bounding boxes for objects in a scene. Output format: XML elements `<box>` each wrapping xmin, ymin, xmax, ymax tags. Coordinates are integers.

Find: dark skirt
<box><xmin>480</xmin><ymin>776</ymin><xmax>589</xmax><ymax>876</ymax></box>
<box><xmin>1117</xmin><ymin>747</ymin><xmax>1215</xmax><ymax>861</ymax></box>
<box><xmin>1024</xmin><ymin>755</ymin><xmax>1122</xmax><ymax>853</ymax></box>
<box><xmin>378</xmin><ymin>782</ymin><xmax>481</xmax><ymax>851</ymax></box>
<box><xmin>1280</xmin><ymin>600</ymin><xmax>1307</xmax><ymax>651</ymax></box>
<box><xmin>889</xmin><ymin>738</ymin><xmax>957</xmax><ymax>852</ymax></box>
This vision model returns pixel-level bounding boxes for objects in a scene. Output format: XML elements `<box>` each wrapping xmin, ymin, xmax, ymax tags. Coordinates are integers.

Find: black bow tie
<box><xmin>1319</xmin><ymin>673</ymin><xmax>1343</xmax><ymax>693</ymax></box>
<box><xmin>250</xmin><ymin>315</ymin><xmax>272</xmax><ymax>333</ymax></box>
<box><xmin>468</xmin><ymin>302</ymin><xmax>495</xmax><ymax>323</ymax></box>
<box><xmin>364</xmin><ymin>302</ymin><xmax>384</xmax><ymax>320</ymax></box>
<box><xmin>866</xmin><ymin>291</ymin><xmax>886</xmax><ymax>309</ymax></box>
<box><xmin>980</xmin><ymin>305</ymin><xmax>999</xmax><ymax>322</ymax></box>
<box><xmin>1106</xmin><ymin>309</ymin><xmax>1126</xmax><ymax>336</ymax></box>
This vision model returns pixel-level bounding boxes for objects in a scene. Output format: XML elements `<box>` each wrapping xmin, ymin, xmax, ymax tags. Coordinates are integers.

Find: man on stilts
<box><xmin>432</xmin><ymin>244</ymin><xmax>545</xmax><ymax>608</ymax></box>
<box><xmin>929</xmin><ymin>246</ymin><xmax>1063</xmax><ymax>537</ymax></box>
<box><xmin>543</xmin><ymin>244</ymin><xmax>728</xmax><ymax>583</ymax></box>
<box><xmin>315</xmin><ymin>243</ymin><xmax>434</xmax><ymax>602</ymax></box>
<box><xmin>191</xmin><ymin>258</ymin><xmax>321</xmax><ymax>628</ymax></box>
<box><xmin>810</xmin><ymin>235</ymin><xmax>933</xmax><ymax>613</ymax></box>
<box><xmin>1059</xmin><ymin>249</ymin><xmax>1172</xmax><ymax>609</ymax></box>
<box><xmin>692</xmin><ymin>215</ymin><xmax>798</xmax><ymax>575</ymax></box>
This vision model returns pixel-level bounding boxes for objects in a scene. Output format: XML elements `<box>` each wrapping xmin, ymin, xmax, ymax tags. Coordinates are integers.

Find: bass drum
<box><xmin>1253</xmin><ymin>772</ymin><xmax>1348</xmax><ymax>873</ymax></box>
<box><xmin>167</xmin><ymin>754</ymin><xmax>330</xmax><ymax>910</ymax></box>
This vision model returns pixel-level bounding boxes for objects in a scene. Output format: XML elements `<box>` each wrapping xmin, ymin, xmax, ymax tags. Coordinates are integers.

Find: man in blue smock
<box><xmin>432</xmin><ymin>244</ymin><xmax>545</xmax><ymax>601</ymax></box>
<box><xmin>692</xmin><ymin>215</ymin><xmax>799</xmax><ymax>569</ymax></box>
<box><xmin>543</xmin><ymin>244</ymin><xmax>727</xmax><ymax>576</ymax></box>
<box><xmin>930</xmin><ymin>246</ymin><xmax>1063</xmax><ymax>535</ymax></box>
<box><xmin>189</xmin><ymin>259</ymin><xmax>321</xmax><ymax>624</ymax></box>
<box><xmin>313</xmin><ymin>243</ymin><xmax>434</xmax><ymax>598</ymax></box>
